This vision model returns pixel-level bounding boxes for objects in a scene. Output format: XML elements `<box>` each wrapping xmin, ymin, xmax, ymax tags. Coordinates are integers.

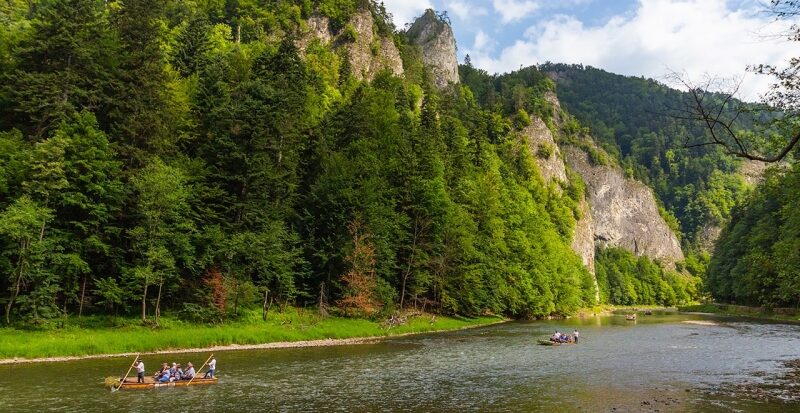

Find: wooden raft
<box><xmin>115</xmin><ymin>376</ymin><xmax>218</xmax><ymax>390</ymax></box>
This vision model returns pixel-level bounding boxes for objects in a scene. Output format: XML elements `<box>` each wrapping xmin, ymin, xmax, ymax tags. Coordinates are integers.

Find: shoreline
<box><xmin>0</xmin><ymin>318</ymin><xmax>508</xmax><ymax>365</ymax></box>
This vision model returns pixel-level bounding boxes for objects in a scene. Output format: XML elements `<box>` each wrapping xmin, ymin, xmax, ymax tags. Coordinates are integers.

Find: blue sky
<box><xmin>381</xmin><ymin>0</ymin><xmax>798</xmax><ymax>100</ymax></box>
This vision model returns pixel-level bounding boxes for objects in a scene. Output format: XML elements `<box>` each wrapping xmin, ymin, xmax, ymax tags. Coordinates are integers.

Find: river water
<box><xmin>1</xmin><ymin>312</ymin><xmax>799</xmax><ymax>412</ymax></box>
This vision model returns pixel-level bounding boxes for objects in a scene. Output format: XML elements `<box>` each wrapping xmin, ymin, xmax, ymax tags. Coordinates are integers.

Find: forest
<box><xmin>0</xmin><ymin>0</ymin><xmax>610</xmax><ymax>327</ymax></box>
<box><xmin>9</xmin><ymin>0</ymin><xmax>789</xmax><ymax>330</ymax></box>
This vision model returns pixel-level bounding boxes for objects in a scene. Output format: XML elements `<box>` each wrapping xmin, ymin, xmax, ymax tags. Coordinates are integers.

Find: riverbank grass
<box><xmin>679</xmin><ymin>303</ymin><xmax>800</xmax><ymax>322</ymax></box>
<box><xmin>0</xmin><ymin>310</ymin><xmax>502</xmax><ymax>360</ymax></box>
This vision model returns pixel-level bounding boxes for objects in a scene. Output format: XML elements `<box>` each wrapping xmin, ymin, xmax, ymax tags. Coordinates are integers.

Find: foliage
<box><xmin>708</xmin><ymin>164</ymin><xmax>800</xmax><ymax>308</ymax></box>
<box><xmin>595</xmin><ymin>247</ymin><xmax>699</xmax><ymax>306</ymax></box>
<box><xmin>0</xmin><ymin>0</ymin><xmax>661</xmax><ymax>327</ymax></box>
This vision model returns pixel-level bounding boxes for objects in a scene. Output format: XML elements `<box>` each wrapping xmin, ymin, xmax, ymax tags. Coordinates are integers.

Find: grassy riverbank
<box><xmin>575</xmin><ymin>304</ymin><xmax>673</xmax><ymax>317</ymax></box>
<box><xmin>0</xmin><ymin>309</ymin><xmax>503</xmax><ymax>361</ymax></box>
<box><xmin>679</xmin><ymin>303</ymin><xmax>800</xmax><ymax>322</ymax></box>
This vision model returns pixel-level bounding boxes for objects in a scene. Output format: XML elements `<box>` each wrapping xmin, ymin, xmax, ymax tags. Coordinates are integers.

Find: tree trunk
<box><xmin>235</xmin><ymin>281</ymin><xmax>240</xmax><ymax>316</ymax></box>
<box><xmin>141</xmin><ymin>275</ymin><xmax>148</xmax><ymax>322</ymax></box>
<box><xmin>78</xmin><ymin>276</ymin><xmax>87</xmax><ymax>318</ymax></box>
<box><xmin>318</xmin><ymin>282</ymin><xmax>328</xmax><ymax>316</ymax></box>
<box><xmin>154</xmin><ymin>276</ymin><xmax>163</xmax><ymax>326</ymax></box>
<box><xmin>262</xmin><ymin>289</ymin><xmax>269</xmax><ymax>321</ymax></box>
<box><xmin>5</xmin><ymin>239</ymin><xmax>29</xmax><ymax>325</ymax></box>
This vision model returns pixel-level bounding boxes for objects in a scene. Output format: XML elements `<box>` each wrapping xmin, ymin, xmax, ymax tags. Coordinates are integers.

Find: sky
<box><xmin>380</xmin><ymin>0</ymin><xmax>798</xmax><ymax>100</ymax></box>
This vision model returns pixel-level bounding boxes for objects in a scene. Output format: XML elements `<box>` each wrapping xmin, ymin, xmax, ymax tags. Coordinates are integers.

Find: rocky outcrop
<box><xmin>564</xmin><ymin>145</ymin><xmax>685</xmax><ymax>266</ymax></box>
<box><xmin>346</xmin><ymin>9</ymin><xmax>403</xmax><ymax>81</ymax></box>
<box><xmin>522</xmin><ymin>117</ymin><xmax>567</xmax><ymax>185</ymax></box>
<box><xmin>572</xmin><ymin>198</ymin><xmax>599</xmax><ymax>303</ymax></box>
<box><xmin>407</xmin><ymin>9</ymin><xmax>459</xmax><ymax>89</ymax></box>
<box><xmin>296</xmin><ymin>10</ymin><xmax>403</xmax><ymax>82</ymax></box>
<box><xmin>296</xmin><ymin>15</ymin><xmax>333</xmax><ymax>51</ymax></box>
<box><xmin>740</xmin><ymin>159</ymin><xmax>768</xmax><ymax>186</ymax></box>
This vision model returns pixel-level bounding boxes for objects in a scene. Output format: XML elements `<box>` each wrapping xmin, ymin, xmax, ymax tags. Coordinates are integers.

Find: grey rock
<box><xmin>573</xmin><ymin>198</ymin><xmax>599</xmax><ymax>303</ymax></box>
<box><xmin>522</xmin><ymin>117</ymin><xmax>567</xmax><ymax>185</ymax></box>
<box><xmin>346</xmin><ymin>9</ymin><xmax>404</xmax><ymax>81</ymax></box>
<box><xmin>296</xmin><ymin>14</ymin><xmax>333</xmax><ymax>52</ymax></box>
<box><xmin>564</xmin><ymin>145</ymin><xmax>685</xmax><ymax>266</ymax></box>
<box><xmin>407</xmin><ymin>9</ymin><xmax>459</xmax><ymax>88</ymax></box>
<box><xmin>296</xmin><ymin>10</ymin><xmax>403</xmax><ymax>82</ymax></box>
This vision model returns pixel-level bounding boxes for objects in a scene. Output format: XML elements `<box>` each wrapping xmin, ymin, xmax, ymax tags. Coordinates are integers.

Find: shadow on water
<box><xmin>0</xmin><ymin>312</ymin><xmax>799</xmax><ymax>412</ymax></box>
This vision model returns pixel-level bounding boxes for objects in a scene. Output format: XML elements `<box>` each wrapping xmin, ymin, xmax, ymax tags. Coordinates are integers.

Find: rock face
<box><xmin>297</xmin><ymin>10</ymin><xmax>403</xmax><ymax>82</ymax></box>
<box><xmin>740</xmin><ymin>159</ymin><xmax>768</xmax><ymax>186</ymax></box>
<box><xmin>564</xmin><ymin>146</ymin><xmax>685</xmax><ymax>266</ymax></box>
<box><xmin>406</xmin><ymin>9</ymin><xmax>459</xmax><ymax>88</ymax></box>
<box><xmin>572</xmin><ymin>198</ymin><xmax>599</xmax><ymax>302</ymax></box>
<box><xmin>346</xmin><ymin>9</ymin><xmax>404</xmax><ymax>81</ymax></box>
<box><xmin>297</xmin><ymin>15</ymin><xmax>333</xmax><ymax>49</ymax></box>
<box><xmin>522</xmin><ymin>118</ymin><xmax>567</xmax><ymax>185</ymax></box>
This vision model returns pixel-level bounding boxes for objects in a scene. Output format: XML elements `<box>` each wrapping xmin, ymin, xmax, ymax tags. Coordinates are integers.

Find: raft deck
<box><xmin>115</xmin><ymin>376</ymin><xmax>218</xmax><ymax>390</ymax></box>
<box><xmin>537</xmin><ymin>339</ymin><xmax>574</xmax><ymax>346</ymax></box>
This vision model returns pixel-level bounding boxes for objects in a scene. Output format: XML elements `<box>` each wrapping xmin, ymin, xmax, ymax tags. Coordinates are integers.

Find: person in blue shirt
<box><xmin>158</xmin><ymin>371</ymin><xmax>171</xmax><ymax>383</ymax></box>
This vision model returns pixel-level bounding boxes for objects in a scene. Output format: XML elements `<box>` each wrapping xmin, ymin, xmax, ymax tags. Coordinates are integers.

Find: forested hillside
<box><xmin>0</xmin><ymin>0</ymin><xmax>612</xmax><ymax>326</ymax></box>
<box><xmin>540</xmin><ymin>63</ymin><xmax>752</xmax><ymax>252</ymax></box>
<box><xmin>708</xmin><ymin>164</ymin><xmax>800</xmax><ymax>308</ymax></box>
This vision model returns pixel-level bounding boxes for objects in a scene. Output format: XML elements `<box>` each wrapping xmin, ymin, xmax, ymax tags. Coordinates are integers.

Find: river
<box><xmin>1</xmin><ymin>311</ymin><xmax>799</xmax><ymax>412</ymax></box>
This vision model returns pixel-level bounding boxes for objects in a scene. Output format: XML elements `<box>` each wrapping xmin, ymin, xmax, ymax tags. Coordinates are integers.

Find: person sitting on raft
<box><xmin>550</xmin><ymin>331</ymin><xmax>561</xmax><ymax>342</ymax></box>
<box><xmin>182</xmin><ymin>362</ymin><xmax>195</xmax><ymax>380</ymax></box>
<box><xmin>173</xmin><ymin>363</ymin><xmax>183</xmax><ymax>381</ymax></box>
<box><xmin>154</xmin><ymin>363</ymin><xmax>168</xmax><ymax>380</ymax></box>
<box><xmin>157</xmin><ymin>363</ymin><xmax>171</xmax><ymax>383</ymax></box>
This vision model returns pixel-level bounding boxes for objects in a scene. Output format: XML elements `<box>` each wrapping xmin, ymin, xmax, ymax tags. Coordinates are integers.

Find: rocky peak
<box><xmin>407</xmin><ymin>9</ymin><xmax>459</xmax><ymax>89</ymax></box>
<box><xmin>296</xmin><ymin>9</ymin><xmax>403</xmax><ymax>82</ymax></box>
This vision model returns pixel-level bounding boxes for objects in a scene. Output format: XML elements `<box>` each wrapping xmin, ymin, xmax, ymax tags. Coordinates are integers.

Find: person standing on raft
<box><xmin>204</xmin><ymin>356</ymin><xmax>216</xmax><ymax>378</ymax></box>
<box><xmin>133</xmin><ymin>359</ymin><xmax>145</xmax><ymax>383</ymax></box>
<box><xmin>573</xmin><ymin>329</ymin><xmax>580</xmax><ymax>344</ymax></box>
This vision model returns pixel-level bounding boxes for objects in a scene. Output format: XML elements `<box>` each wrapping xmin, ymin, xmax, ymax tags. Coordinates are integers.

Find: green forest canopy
<box><xmin>0</xmin><ymin>0</ymin><xmax>707</xmax><ymax>327</ymax></box>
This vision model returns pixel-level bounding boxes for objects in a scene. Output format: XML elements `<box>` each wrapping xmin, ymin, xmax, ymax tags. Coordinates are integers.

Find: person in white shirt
<box><xmin>573</xmin><ymin>329</ymin><xmax>580</xmax><ymax>344</ymax></box>
<box><xmin>204</xmin><ymin>356</ymin><xmax>216</xmax><ymax>378</ymax></box>
<box><xmin>134</xmin><ymin>359</ymin><xmax>145</xmax><ymax>383</ymax></box>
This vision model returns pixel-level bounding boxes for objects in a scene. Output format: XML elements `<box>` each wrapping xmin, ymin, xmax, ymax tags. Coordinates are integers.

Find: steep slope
<box><xmin>541</xmin><ymin>63</ymin><xmax>752</xmax><ymax>250</ymax></box>
<box><xmin>564</xmin><ymin>145</ymin><xmax>684</xmax><ymax>266</ymax></box>
<box><xmin>297</xmin><ymin>9</ymin><xmax>403</xmax><ymax>81</ymax></box>
<box><xmin>406</xmin><ymin>9</ymin><xmax>460</xmax><ymax>88</ymax></box>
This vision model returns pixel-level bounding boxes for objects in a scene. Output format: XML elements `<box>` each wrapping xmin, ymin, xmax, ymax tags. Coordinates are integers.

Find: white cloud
<box><xmin>381</xmin><ymin>0</ymin><xmax>433</xmax><ymax>27</ymax></box>
<box><xmin>445</xmin><ymin>0</ymin><xmax>489</xmax><ymax>20</ymax></box>
<box><xmin>463</xmin><ymin>30</ymin><xmax>495</xmax><ymax>61</ymax></box>
<box><xmin>493</xmin><ymin>0</ymin><xmax>541</xmax><ymax>24</ymax></box>
<box><xmin>475</xmin><ymin>0</ymin><xmax>797</xmax><ymax>99</ymax></box>
<box><xmin>474</xmin><ymin>30</ymin><xmax>492</xmax><ymax>51</ymax></box>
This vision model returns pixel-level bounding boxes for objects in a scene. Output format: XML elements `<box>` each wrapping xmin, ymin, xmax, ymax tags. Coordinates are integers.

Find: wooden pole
<box><xmin>187</xmin><ymin>353</ymin><xmax>213</xmax><ymax>385</ymax></box>
<box><xmin>114</xmin><ymin>353</ymin><xmax>140</xmax><ymax>392</ymax></box>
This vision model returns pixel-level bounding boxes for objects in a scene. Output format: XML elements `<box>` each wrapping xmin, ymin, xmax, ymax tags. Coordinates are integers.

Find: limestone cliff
<box><xmin>563</xmin><ymin>145</ymin><xmax>685</xmax><ymax>266</ymax></box>
<box><xmin>521</xmin><ymin>117</ymin><xmax>567</xmax><ymax>185</ymax></box>
<box><xmin>345</xmin><ymin>9</ymin><xmax>403</xmax><ymax>81</ymax></box>
<box><xmin>406</xmin><ymin>9</ymin><xmax>459</xmax><ymax>89</ymax></box>
<box><xmin>572</xmin><ymin>198</ymin><xmax>599</xmax><ymax>302</ymax></box>
<box><xmin>297</xmin><ymin>10</ymin><xmax>403</xmax><ymax>82</ymax></box>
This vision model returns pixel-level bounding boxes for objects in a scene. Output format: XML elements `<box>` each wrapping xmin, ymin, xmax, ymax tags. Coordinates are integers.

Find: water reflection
<box><xmin>0</xmin><ymin>312</ymin><xmax>798</xmax><ymax>412</ymax></box>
